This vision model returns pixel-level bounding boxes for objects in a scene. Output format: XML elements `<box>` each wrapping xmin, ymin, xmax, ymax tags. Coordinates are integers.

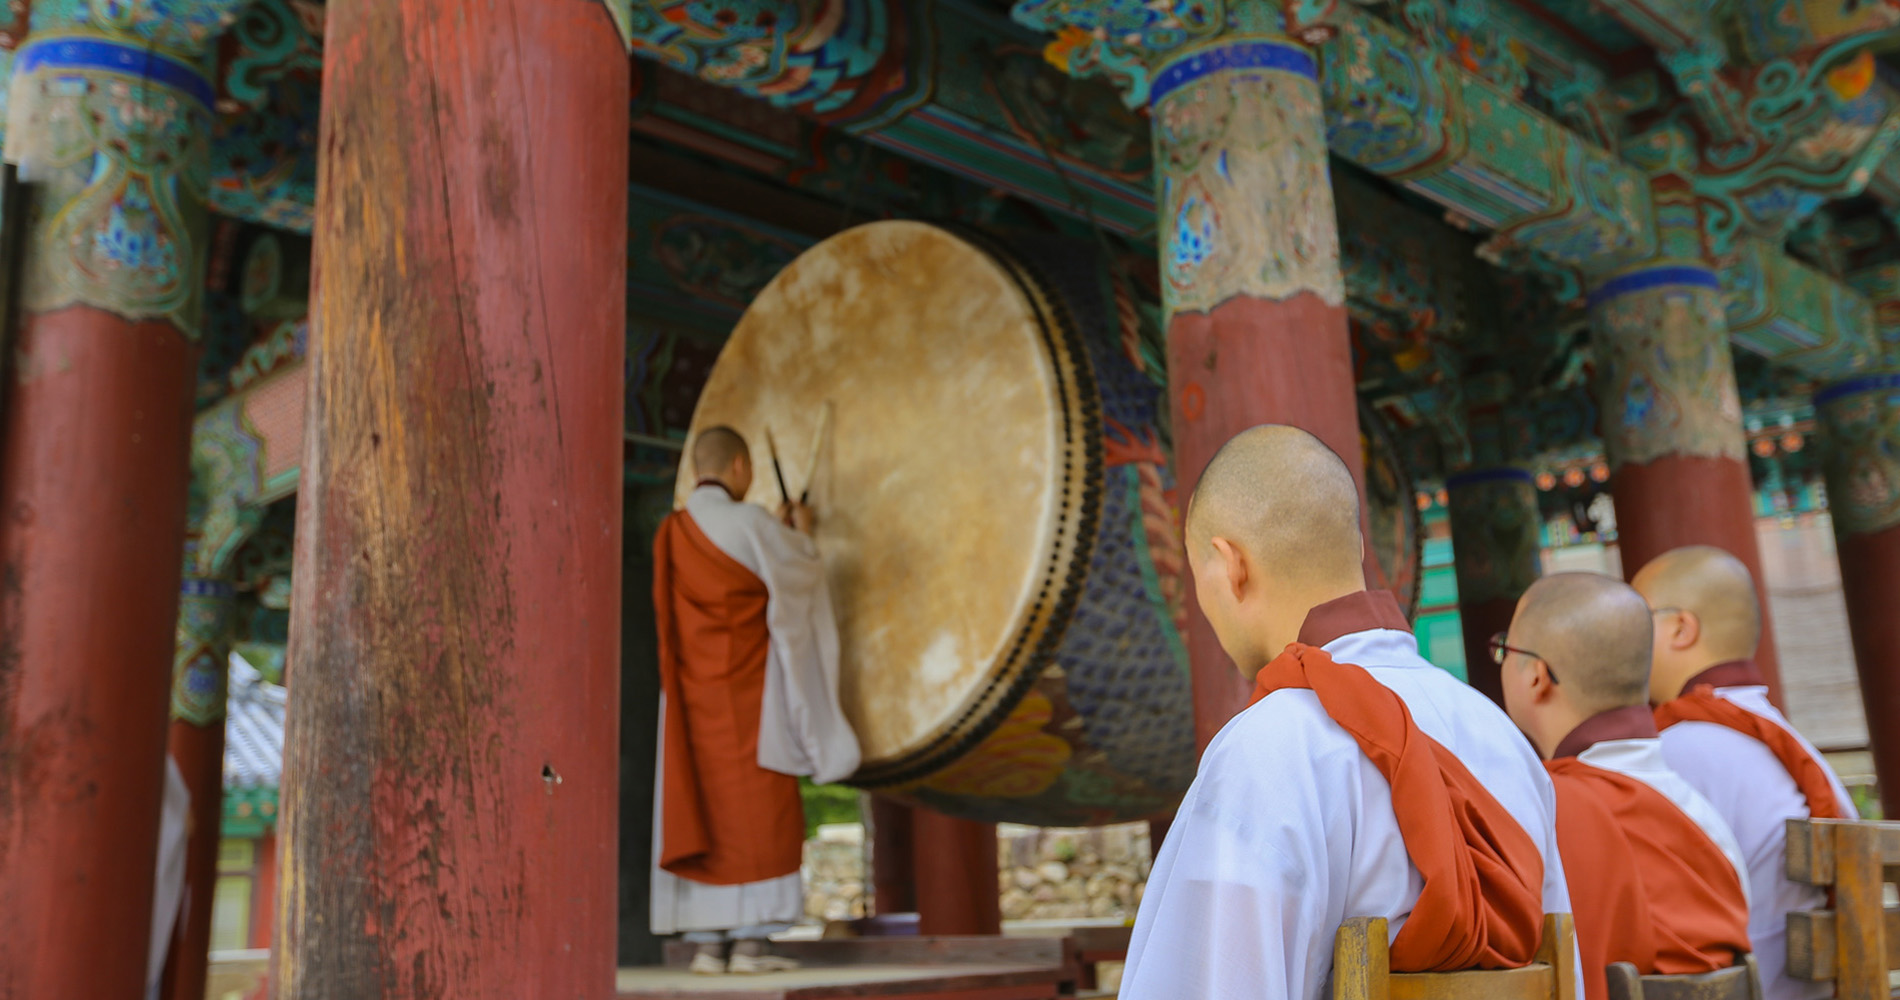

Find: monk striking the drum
<box><xmin>1634</xmin><ymin>546</ymin><xmax>1856</xmax><ymax>1000</ymax></box>
<box><xmin>1123</xmin><ymin>425</ymin><xmax>1577</xmax><ymax>999</ymax></box>
<box><xmin>1498</xmin><ymin>573</ymin><xmax>1751</xmax><ymax>1000</ymax></box>
<box><xmin>651</xmin><ymin>427</ymin><xmax>860</xmax><ymax>975</ymax></box>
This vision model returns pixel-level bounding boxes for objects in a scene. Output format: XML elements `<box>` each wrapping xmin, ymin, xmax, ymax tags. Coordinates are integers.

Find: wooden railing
<box><xmin>1333</xmin><ymin>914</ymin><xmax>1578</xmax><ymax>1000</ymax></box>
<box><xmin>1784</xmin><ymin>818</ymin><xmax>1900</xmax><ymax>1000</ymax></box>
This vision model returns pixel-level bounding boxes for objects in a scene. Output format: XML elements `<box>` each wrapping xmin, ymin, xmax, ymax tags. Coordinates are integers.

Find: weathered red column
<box><xmin>1589</xmin><ymin>262</ymin><xmax>1784</xmax><ymax>703</ymax></box>
<box><xmin>869</xmin><ymin>796</ymin><xmax>918</xmax><ymax>916</ymax></box>
<box><xmin>159</xmin><ymin>507</ymin><xmax>245</xmax><ymax>1000</ymax></box>
<box><xmin>1815</xmin><ymin>372</ymin><xmax>1900</xmax><ymax>815</ymax></box>
<box><xmin>1150</xmin><ymin>37</ymin><xmax>1364</xmax><ymax>747</ymax></box>
<box><xmin>0</xmin><ymin>22</ymin><xmax>225</xmax><ymax>995</ymax></box>
<box><xmin>274</xmin><ymin>1</ymin><xmax>628</xmax><ymax>996</ymax></box>
<box><xmin>912</xmin><ymin>809</ymin><xmax>1001</xmax><ymax>936</ymax></box>
<box><xmin>1446</xmin><ymin>467</ymin><xmax>1543</xmax><ymax>703</ymax></box>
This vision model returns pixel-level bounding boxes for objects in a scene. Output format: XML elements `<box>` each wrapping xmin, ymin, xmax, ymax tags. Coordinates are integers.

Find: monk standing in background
<box><xmin>1122</xmin><ymin>425</ymin><xmax>1577</xmax><ymax>1000</ymax></box>
<box><xmin>1634</xmin><ymin>545</ymin><xmax>1857</xmax><ymax>1000</ymax></box>
<box><xmin>1499</xmin><ymin>573</ymin><xmax>1751</xmax><ymax>1000</ymax></box>
<box><xmin>651</xmin><ymin>426</ymin><xmax>861</xmax><ymax>975</ymax></box>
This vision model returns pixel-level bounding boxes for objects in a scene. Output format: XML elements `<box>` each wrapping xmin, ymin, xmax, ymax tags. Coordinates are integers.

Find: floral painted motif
<box><xmin>1590</xmin><ymin>267</ymin><xmax>1747</xmax><ymax>467</ymax></box>
<box><xmin>173</xmin><ymin>574</ymin><xmax>235</xmax><ymax>726</ymax></box>
<box><xmin>31</xmin><ymin>0</ymin><xmax>249</xmax><ymax>57</ymax></box>
<box><xmin>1153</xmin><ymin>36</ymin><xmax>1344</xmax><ymax>315</ymax></box>
<box><xmin>1446</xmin><ymin>469</ymin><xmax>1542</xmax><ymax>606</ymax></box>
<box><xmin>921</xmin><ymin>691</ymin><xmax>1073</xmax><ymax>799</ymax></box>
<box><xmin>1816</xmin><ymin>374</ymin><xmax>1900</xmax><ymax>537</ymax></box>
<box><xmin>624</xmin><ymin>0</ymin><xmax>901</xmax><ymax>118</ymax></box>
<box><xmin>8</xmin><ymin>33</ymin><xmax>217</xmax><ymax>336</ymax></box>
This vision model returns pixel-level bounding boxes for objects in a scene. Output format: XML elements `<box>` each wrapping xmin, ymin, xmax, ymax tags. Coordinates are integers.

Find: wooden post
<box><xmin>1815</xmin><ymin>374</ymin><xmax>1900</xmax><ymax>815</ymax></box>
<box><xmin>1830</xmin><ymin>822</ymin><xmax>1890</xmax><ymax>1000</ymax></box>
<box><xmin>160</xmin><ymin>569</ymin><xmax>237</xmax><ymax>1000</ymax></box>
<box><xmin>1445</xmin><ymin>468</ymin><xmax>1544</xmax><ymax>704</ymax></box>
<box><xmin>273</xmin><ymin>1</ymin><xmax>629</xmax><ymax>996</ymax></box>
<box><xmin>913</xmin><ymin>808</ymin><xmax>1001</xmax><ymax>936</ymax></box>
<box><xmin>0</xmin><ymin>25</ymin><xmax>219</xmax><ymax>994</ymax></box>
<box><xmin>1588</xmin><ymin>262</ymin><xmax>1783</xmax><ymax>704</ymax></box>
<box><xmin>870</xmin><ymin>796</ymin><xmax>919</xmax><ymax>916</ymax></box>
<box><xmin>1149</xmin><ymin>36</ymin><xmax>1367</xmax><ymax>749</ymax></box>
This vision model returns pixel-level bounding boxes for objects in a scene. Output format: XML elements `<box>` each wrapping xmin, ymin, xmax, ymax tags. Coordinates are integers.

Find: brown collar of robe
<box><xmin>1551</xmin><ymin>705</ymin><xmax>1659</xmax><ymax>761</ymax></box>
<box><xmin>1654</xmin><ymin>664</ymin><xmax>1843</xmax><ymax>821</ymax></box>
<box><xmin>1251</xmin><ymin>643</ymin><xmax>1547</xmax><ymax>972</ymax></box>
<box><xmin>1296</xmin><ymin>590</ymin><xmax>1412</xmax><ymax>648</ymax></box>
<box><xmin>651</xmin><ymin>509</ymin><xmax>805</xmax><ymax>885</ymax></box>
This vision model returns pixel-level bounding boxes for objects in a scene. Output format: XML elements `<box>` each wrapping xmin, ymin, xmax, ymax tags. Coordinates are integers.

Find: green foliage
<box><xmin>1850</xmin><ymin>782</ymin><xmax>1882</xmax><ymax>821</ymax></box>
<box><xmin>799</xmin><ymin>779</ymin><xmax>861</xmax><ymax>840</ymax></box>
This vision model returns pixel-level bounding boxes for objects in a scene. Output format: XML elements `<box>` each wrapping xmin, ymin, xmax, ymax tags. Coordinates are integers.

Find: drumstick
<box><xmin>763</xmin><ymin>426</ymin><xmax>792</xmax><ymax>506</ymax></box>
<box><xmin>800</xmin><ymin>401</ymin><xmax>832</xmax><ymax>506</ymax></box>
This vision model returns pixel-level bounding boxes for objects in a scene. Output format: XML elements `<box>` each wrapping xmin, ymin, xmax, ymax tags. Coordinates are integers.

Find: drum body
<box><xmin>679</xmin><ymin>221</ymin><xmax>1197</xmax><ymax>826</ymax></box>
<box><xmin>680</xmin><ymin>221</ymin><xmax>1422</xmax><ymax>826</ymax></box>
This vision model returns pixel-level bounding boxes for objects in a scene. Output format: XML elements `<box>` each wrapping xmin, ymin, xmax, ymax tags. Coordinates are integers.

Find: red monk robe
<box><xmin>1120</xmin><ymin>592</ymin><xmax>1577</xmax><ymax>1000</ymax></box>
<box><xmin>1545</xmin><ymin>707</ymin><xmax>1752</xmax><ymax>1000</ymax></box>
<box><xmin>651</xmin><ymin>484</ymin><xmax>859</xmax><ymax>934</ymax></box>
<box><xmin>654</xmin><ymin>509</ymin><xmax>802</xmax><ymax>884</ymax></box>
<box><xmin>1254</xmin><ymin>642</ymin><xmax>1548</xmax><ymax>972</ymax></box>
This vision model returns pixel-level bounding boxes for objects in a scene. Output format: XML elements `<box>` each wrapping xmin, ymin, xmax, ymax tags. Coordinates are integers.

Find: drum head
<box><xmin>678</xmin><ymin>221</ymin><xmax>1085</xmax><ymax>777</ymax></box>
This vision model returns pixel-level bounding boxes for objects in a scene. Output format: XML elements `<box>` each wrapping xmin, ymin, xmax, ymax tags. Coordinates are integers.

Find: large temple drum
<box><xmin>680</xmin><ymin>221</ymin><xmax>1423</xmax><ymax>826</ymax></box>
<box><xmin>678</xmin><ymin>221</ymin><xmax>1198</xmax><ymax>826</ymax></box>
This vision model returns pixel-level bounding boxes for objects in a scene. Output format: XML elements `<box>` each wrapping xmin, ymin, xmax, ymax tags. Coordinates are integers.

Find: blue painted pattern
<box><xmin>1009</xmin><ymin>232</ymin><xmax>1197</xmax><ymax>800</ymax></box>
<box><xmin>1816</xmin><ymin>372</ymin><xmax>1900</xmax><ymax>406</ymax></box>
<box><xmin>1150</xmin><ymin>37</ymin><xmax>1318</xmax><ymax>107</ymax></box>
<box><xmin>1446</xmin><ymin>466</ymin><xmax>1535</xmax><ymax>489</ymax></box>
<box><xmin>15</xmin><ymin>33</ymin><xmax>214</xmax><ymax>107</ymax></box>
<box><xmin>1587</xmin><ymin>264</ymin><xmax>1721</xmax><ymax>309</ymax></box>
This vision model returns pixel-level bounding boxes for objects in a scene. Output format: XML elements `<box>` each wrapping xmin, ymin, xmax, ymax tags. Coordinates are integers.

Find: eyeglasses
<box><xmin>1489</xmin><ymin>632</ymin><xmax>1561</xmax><ymax>685</ymax></box>
<box><xmin>1650</xmin><ymin>606</ymin><xmax>1682</xmax><ymax>618</ymax></box>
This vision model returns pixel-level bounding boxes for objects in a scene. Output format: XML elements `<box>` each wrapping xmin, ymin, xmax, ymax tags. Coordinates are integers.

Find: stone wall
<box><xmin>800</xmin><ymin>820</ymin><xmax>1154</xmax><ymax>925</ymax></box>
<box><xmin>794</xmin><ymin>821</ymin><xmax>1147</xmax><ymax>927</ymax></box>
<box><xmin>804</xmin><ymin>823</ymin><xmax>869</xmax><ymax>922</ymax></box>
<box><xmin>997</xmin><ymin>822</ymin><xmax>1150</xmax><ymax>922</ymax></box>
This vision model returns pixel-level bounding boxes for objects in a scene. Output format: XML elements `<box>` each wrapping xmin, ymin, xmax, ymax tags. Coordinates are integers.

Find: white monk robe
<box><xmin>147</xmin><ymin>756</ymin><xmax>189</xmax><ymax>1000</ymax></box>
<box><xmin>650</xmin><ymin>483</ymin><xmax>860</xmax><ymax>936</ymax></box>
<box><xmin>1656</xmin><ymin>662</ymin><xmax>1857</xmax><ymax>1000</ymax></box>
<box><xmin>1122</xmin><ymin>592</ymin><xmax>1578</xmax><ymax>1000</ymax></box>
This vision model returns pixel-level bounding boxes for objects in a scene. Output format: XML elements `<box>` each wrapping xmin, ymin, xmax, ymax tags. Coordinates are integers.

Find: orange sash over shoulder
<box><xmin>653</xmin><ymin>509</ymin><xmax>805</xmax><ymax>885</ymax></box>
<box><xmin>1546</xmin><ymin>760</ymin><xmax>1750</xmax><ymax>1000</ymax></box>
<box><xmin>1654</xmin><ymin>683</ymin><xmax>1843</xmax><ymax>821</ymax></box>
<box><xmin>1251</xmin><ymin>643</ymin><xmax>1547</xmax><ymax>972</ymax></box>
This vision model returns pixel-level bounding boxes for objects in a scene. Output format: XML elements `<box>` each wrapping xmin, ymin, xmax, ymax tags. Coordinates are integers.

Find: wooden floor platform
<box><xmin>616</xmin><ymin>937</ymin><xmax>1079</xmax><ymax>1000</ymax></box>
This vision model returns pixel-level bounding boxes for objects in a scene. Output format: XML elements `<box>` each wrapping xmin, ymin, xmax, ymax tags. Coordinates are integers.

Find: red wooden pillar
<box><xmin>0</xmin><ymin>31</ymin><xmax>213</xmax><ymax>995</ymax></box>
<box><xmin>1445</xmin><ymin>468</ymin><xmax>1543</xmax><ymax>704</ymax></box>
<box><xmin>250</xmin><ymin>832</ymin><xmax>279</xmax><ymax>950</ymax></box>
<box><xmin>274</xmin><ymin>2</ymin><xmax>628</xmax><ymax>997</ymax></box>
<box><xmin>1817</xmin><ymin>373</ymin><xmax>1900</xmax><ymax>814</ymax></box>
<box><xmin>1150</xmin><ymin>37</ymin><xmax>1365</xmax><ymax>748</ymax></box>
<box><xmin>869</xmin><ymin>796</ymin><xmax>918</xmax><ymax>915</ymax></box>
<box><xmin>160</xmin><ymin>567</ymin><xmax>237</xmax><ymax>1000</ymax></box>
<box><xmin>1589</xmin><ymin>263</ymin><xmax>1784</xmax><ymax>704</ymax></box>
<box><xmin>912</xmin><ymin>809</ymin><xmax>1001</xmax><ymax>936</ymax></box>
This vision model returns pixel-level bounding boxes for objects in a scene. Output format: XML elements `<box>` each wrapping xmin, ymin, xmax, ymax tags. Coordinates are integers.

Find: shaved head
<box><xmin>1631</xmin><ymin>545</ymin><xmax>1762</xmax><ymax>702</ymax></box>
<box><xmin>693</xmin><ymin>426</ymin><xmax>749</xmax><ymax>479</ymax></box>
<box><xmin>1512</xmin><ymin>573</ymin><xmax>1654</xmax><ymax>714</ymax></box>
<box><xmin>1186</xmin><ymin>425</ymin><xmax>1364</xmax><ymax>587</ymax></box>
<box><xmin>1185</xmin><ymin>425</ymin><xmax>1368</xmax><ymax>674</ymax></box>
<box><xmin>1630</xmin><ymin>545</ymin><xmax>1760</xmax><ymax>660</ymax></box>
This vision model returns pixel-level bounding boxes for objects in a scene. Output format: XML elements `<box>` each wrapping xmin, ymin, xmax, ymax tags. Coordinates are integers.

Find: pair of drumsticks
<box><xmin>764</xmin><ymin>401</ymin><xmax>832</xmax><ymax>510</ymax></box>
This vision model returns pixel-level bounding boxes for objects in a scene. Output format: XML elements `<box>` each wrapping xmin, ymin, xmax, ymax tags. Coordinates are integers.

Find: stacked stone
<box><xmin>804</xmin><ymin>824</ymin><xmax>870</xmax><ymax>923</ymax></box>
<box><xmin>995</xmin><ymin>823</ymin><xmax>1152</xmax><ymax>922</ymax></box>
